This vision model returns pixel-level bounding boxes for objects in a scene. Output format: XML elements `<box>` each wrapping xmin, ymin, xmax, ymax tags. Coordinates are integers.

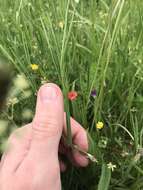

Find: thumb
<box><xmin>30</xmin><ymin>83</ymin><xmax>64</xmax><ymax>157</ymax></box>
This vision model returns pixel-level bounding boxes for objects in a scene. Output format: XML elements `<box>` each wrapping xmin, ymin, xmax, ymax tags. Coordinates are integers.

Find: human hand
<box><xmin>0</xmin><ymin>83</ymin><xmax>89</xmax><ymax>190</ymax></box>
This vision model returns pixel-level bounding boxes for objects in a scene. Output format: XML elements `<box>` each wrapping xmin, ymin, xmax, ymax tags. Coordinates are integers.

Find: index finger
<box><xmin>63</xmin><ymin>113</ymin><xmax>89</xmax><ymax>167</ymax></box>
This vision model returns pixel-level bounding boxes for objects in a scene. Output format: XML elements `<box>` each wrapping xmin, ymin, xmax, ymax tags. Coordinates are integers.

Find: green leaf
<box><xmin>97</xmin><ymin>163</ymin><xmax>111</xmax><ymax>190</ymax></box>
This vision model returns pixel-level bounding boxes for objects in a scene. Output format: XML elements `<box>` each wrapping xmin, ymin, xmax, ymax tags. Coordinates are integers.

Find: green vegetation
<box><xmin>0</xmin><ymin>0</ymin><xmax>143</xmax><ymax>189</ymax></box>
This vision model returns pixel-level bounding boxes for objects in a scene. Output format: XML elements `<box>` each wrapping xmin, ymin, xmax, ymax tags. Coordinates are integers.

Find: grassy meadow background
<box><xmin>0</xmin><ymin>0</ymin><xmax>143</xmax><ymax>189</ymax></box>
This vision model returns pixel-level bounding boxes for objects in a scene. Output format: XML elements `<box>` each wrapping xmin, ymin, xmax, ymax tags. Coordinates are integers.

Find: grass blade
<box><xmin>98</xmin><ymin>163</ymin><xmax>111</xmax><ymax>190</ymax></box>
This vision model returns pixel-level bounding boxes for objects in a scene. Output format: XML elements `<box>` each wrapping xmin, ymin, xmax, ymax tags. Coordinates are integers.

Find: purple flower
<box><xmin>91</xmin><ymin>90</ymin><xmax>97</xmax><ymax>97</ymax></box>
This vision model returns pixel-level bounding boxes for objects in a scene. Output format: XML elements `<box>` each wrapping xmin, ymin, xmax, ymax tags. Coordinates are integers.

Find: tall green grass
<box><xmin>0</xmin><ymin>0</ymin><xmax>143</xmax><ymax>189</ymax></box>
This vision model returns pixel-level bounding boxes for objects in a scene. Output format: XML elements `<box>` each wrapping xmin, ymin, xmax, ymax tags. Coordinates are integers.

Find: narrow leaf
<box><xmin>98</xmin><ymin>163</ymin><xmax>111</xmax><ymax>190</ymax></box>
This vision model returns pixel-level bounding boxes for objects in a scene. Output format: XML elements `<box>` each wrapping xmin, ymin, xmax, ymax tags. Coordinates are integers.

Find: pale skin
<box><xmin>0</xmin><ymin>83</ymin><xmax>89</xmax><ymax>190</ymax></box>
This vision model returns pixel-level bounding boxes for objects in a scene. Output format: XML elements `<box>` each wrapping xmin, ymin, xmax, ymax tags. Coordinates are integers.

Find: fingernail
<box><xmin>40</xmin><ymin>86</ymin><xmax>58</xmax><ymax>102</ymax></box>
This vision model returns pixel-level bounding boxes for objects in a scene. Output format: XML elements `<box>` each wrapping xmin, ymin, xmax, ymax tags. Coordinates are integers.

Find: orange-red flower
<box><xmin>68</xmin><ymin>91</ymin><xmax>78</xmax><ymax>101</ymax></box>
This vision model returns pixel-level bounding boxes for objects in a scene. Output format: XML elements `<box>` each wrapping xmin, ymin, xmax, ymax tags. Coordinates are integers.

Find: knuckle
<box><xmin>32</xmin><ymin>118</ymin><xmax>61</xmax><ymax>138</ymax></box>
<box><xmin>8</xmin><ymin>130</ymin><xmax>18</xmax><ymax>142</ymax></box>
<box><xmin>9</xmin><ymin>128</ymin><xmax>22</xmax><ymax>141</ymax></box>
<box><xmin>8</xmin><ymin>124</ymin><xmax>31</xmax><ymax>142</ymax></box>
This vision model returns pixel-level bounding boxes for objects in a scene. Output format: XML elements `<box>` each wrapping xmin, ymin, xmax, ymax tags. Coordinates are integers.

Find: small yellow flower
<box><xmin>30</xmin><ymin>64</ymin><xmax>39</xmax><ymax>71</ymax></box>
<box><xmin>96</xmin><ymin>121</ymin><xmax>104</xmax><ymax>129</ymax></box>
<box><xmin>58</xmin><ymin>21</ymin><xmax>64</xmax><ymax>29</ymax></box>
